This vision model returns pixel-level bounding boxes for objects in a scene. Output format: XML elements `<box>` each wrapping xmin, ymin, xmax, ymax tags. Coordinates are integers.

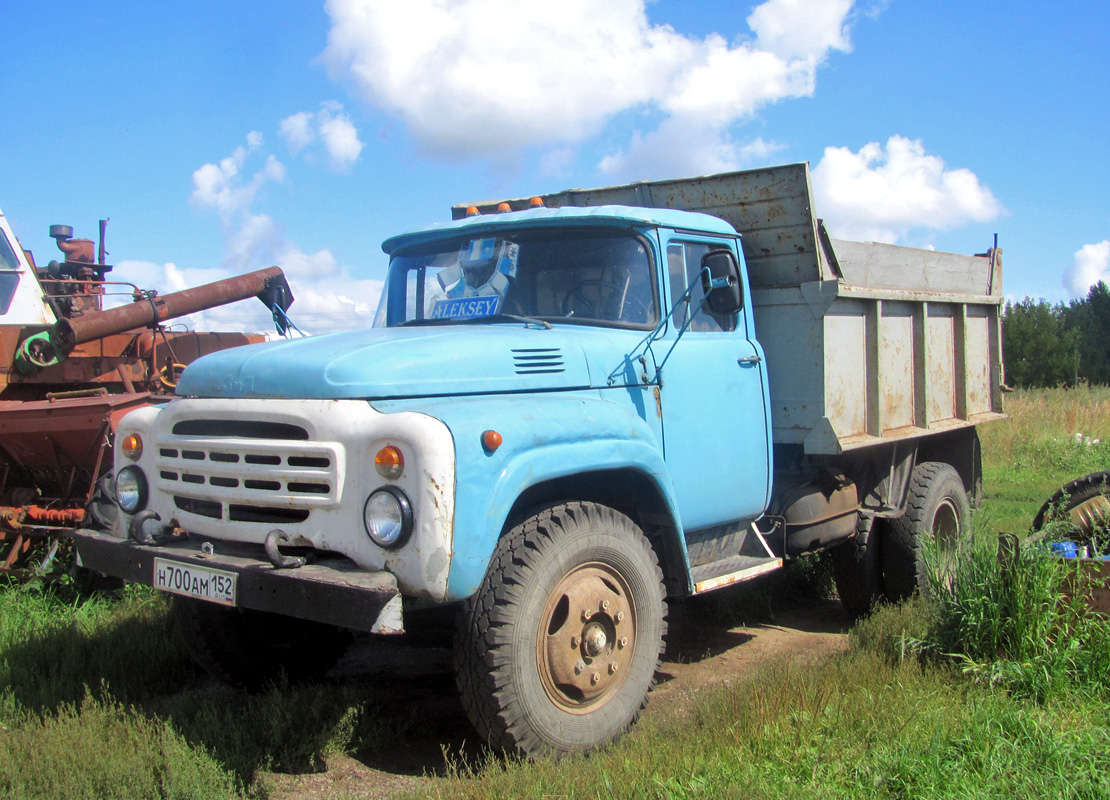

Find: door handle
<box><xmin>737</xmin><ymin>355</ymin><xmax>763</xmax><ymax>365</ymax></box>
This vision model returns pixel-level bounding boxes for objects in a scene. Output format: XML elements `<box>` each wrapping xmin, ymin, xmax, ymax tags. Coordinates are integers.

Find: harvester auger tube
<box><xmin>13</xmin><ymin>266</ymin><xmax>293</xmax><ymax>374</ymax></box>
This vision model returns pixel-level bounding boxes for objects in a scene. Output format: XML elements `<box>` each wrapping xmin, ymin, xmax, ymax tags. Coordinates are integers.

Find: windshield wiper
<box><xmin>488</xmin><ymin>313</ymin><xmax>552</xmax><ymax>330</ymax></box>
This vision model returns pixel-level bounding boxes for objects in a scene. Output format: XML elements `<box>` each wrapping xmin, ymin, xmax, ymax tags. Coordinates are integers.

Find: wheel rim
<box><xmin>537</xmin><ymin>561</ymin><xmax>636</xmax><ymax>714</ymax></box>
<box><xmin>931</xmin><ymin>498</ymin><xmax>960</xmax><ymax>552</ymax></box>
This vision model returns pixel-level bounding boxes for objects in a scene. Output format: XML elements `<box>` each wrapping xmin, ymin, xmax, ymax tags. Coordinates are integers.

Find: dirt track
<box><xmin>266</xmin><ymin>594</ymin><xmax>850</xmax><ymax>800</ymax></box>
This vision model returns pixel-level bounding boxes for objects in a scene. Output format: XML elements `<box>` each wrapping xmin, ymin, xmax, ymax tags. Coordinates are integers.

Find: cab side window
<box><xmin>666</xmin><ymin>242</ymin><xmax>736</xmax><ymax>332</ymax></box>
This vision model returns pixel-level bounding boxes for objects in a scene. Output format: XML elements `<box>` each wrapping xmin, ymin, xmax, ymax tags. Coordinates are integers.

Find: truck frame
<box><xmin>72</xmin><ymin>163</ymin><xmax>1004</xmax><ymax>755</ymax></box>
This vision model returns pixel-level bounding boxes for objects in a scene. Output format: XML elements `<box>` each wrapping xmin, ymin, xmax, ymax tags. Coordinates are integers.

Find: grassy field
<box><xmin>4</xmin><ymin>387</ymin><xmax>1110</xmax><ymax>799</ymax></box>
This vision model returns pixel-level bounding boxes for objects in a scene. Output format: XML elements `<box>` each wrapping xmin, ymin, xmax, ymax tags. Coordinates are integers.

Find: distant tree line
<box><xmin>1002</xmin><ymin>281</ymin><xmax>1110</xmax><ymax>388</ymax></box>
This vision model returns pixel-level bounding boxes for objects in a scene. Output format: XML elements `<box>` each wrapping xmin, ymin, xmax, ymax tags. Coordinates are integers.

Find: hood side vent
<box><xmin>513</xmin><ymin>348</ymin><xmax>565</xmax><ymax>375</ymax></box>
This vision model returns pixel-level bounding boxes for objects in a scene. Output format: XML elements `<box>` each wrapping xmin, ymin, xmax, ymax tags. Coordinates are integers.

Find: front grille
<box><xmin>155</xmin><ymin>429</ymin><xmax>339</xmax><ymax>525</ymax></box>
<box><xmin>513</xmin><ymin>348</ymin><xmax>565</xmax><ymax>374</ymax></box>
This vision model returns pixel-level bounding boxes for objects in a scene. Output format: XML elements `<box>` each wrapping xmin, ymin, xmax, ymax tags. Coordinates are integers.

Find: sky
<box><xmin>2</xmin><ymin>0</ymin><xmax>1108</xmax><ymax>334</ymax></box>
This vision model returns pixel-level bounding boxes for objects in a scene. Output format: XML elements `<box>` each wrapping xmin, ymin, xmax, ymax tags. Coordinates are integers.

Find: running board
<box><xmin>689</xmin><ymin>520</ymin><xmax>784</xmax><ymax>595</ymax></box>
<box><xmin>691</xmin><ymin>555</ymin><xmax>783</xmax><ymax>594</ymax></box>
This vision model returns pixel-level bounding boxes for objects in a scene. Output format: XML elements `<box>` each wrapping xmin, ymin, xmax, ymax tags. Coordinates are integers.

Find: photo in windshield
<box><xmin>380</xmin><ymin>230</ymin><xmax>657</xmax><ymax>329</ymax></box>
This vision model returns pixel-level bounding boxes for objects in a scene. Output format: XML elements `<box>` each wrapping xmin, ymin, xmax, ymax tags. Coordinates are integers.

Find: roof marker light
<box><xmin>497</xmin><ymin>202</ymin><xmax>512</xmax><ymax>213</ymax></box>
<box><xmin>466</xmin><ymin>206</ymin><xmax>480</xmax><ymax>217</ymax></box>
<box><xmin>529</xmin><ymin>196</ymin><xmax>544</xmax><ymax>207</ymax></box>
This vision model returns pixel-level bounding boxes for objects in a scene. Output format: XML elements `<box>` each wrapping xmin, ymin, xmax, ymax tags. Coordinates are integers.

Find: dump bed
<box><xmin>454</xmin><ymin>163</ymin><xmax>1005</xmax><ymax>455</ymax></box>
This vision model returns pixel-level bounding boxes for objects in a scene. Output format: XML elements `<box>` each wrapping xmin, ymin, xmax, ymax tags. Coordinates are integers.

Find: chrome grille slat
<box><xmin>153</xmin><ymin>435</ymin><xmax>341</xmax><ymax>522</ymax></box>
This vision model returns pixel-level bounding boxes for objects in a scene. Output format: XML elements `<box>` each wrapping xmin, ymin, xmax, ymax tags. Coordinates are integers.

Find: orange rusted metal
<box><xmin>0</xmin><ymin>214</ymin><xmax>294</xmax><ymax>573</ymax></box>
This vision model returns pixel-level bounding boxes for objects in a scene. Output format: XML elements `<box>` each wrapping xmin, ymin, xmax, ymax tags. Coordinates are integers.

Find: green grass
<box><xmin>414</xmin><ymin>653</ymin><xmax>1110</xmax><ymax>800</ymax></box>
<box><xmin>980</xmin><ymin>384</ymin><xmax>1110</xmax><ymax>532</ymax></box>
<box><xmin>0</xmin><ymin>579</ymin><xmax>400</xmax><ymax>798</ymax></box>
<box><xmin>5</xmin><ymin>386</ymin><xmax>1110</xmax><ymax>799</ymax></box>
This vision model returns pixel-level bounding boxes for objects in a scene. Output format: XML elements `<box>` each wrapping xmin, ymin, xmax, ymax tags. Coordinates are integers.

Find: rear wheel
<box><xmin>882</xmin><ymin>462</ymin><xmax>970</xmax><ymax>600</ymax></box>
<box><xmin>830</xmin><ymin>514</ymin><xmax>885</xmax><ymax>619</ymax></box>
<box><xmin>455</xmin><ymin>501</ymin><xmax>667</xmax><ymax>755</ymax></box>
<box><xmin>172</xmin><ymin>597</ymin><xmax>352</xmax><ymax>689</ymax></box>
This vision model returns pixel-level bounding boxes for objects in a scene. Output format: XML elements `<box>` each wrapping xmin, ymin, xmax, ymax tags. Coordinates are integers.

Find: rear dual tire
<box><xmin>882</xmin><ymin>462</ymin><xmax>970</xmax><ymax>601</ymax></box>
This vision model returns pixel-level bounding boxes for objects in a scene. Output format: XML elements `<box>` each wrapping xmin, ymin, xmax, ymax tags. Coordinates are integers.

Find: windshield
<box><xmin>0</xmin><ymin>228</ymin><xmax>23</xmax><ymax>315</ymax></box>
<box><xmin>375</xmin><ymin>229</ymin><xmax>657</xmax><ymax>329</ymax></box>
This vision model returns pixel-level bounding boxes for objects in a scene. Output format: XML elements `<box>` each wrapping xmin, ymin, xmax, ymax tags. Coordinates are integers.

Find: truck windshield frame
<box><xmin>376</xmin><ymin>228</ymin><xmax>659</xmax><ymax>331</ymax></box>
<box><xmin>0</xmin><ymin>228</ymin><xmax>24</xmax><ymax>315</ymax></box>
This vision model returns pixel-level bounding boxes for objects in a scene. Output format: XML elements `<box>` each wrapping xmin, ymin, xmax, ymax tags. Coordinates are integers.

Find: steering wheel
<box><xmin>562</xmin><ymin>280</ymin><xmax>650</xmax><ymax>322</ymax></box>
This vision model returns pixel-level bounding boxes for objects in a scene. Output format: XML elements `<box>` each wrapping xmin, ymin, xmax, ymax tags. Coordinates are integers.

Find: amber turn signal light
<box><xmin>120</xmin><ymin>433</ymin><xmax>143</xmax><ymax>461</ymax></box>
<box><xmin>375</xmin><ymin>445</ymin><xmax>404</xmax><ymax>479</ymax></box>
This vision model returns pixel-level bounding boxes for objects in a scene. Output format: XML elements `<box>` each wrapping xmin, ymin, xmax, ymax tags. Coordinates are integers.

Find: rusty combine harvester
<box><xmin>0</xmin><ymin>207</ymin><xmax>293</xmax><ymax>573</ymax></box>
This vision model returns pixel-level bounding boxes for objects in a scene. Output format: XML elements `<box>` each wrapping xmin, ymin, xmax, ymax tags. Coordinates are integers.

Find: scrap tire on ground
<box><xmin>172</xmin><ymin>596</ymin><xmax>353</xmax><ymax>689</ymax></box>
<box><xmin>454</xmin><ymin>501</ymin><xmax>667</xmax><ymax>756</ymax></box>
<box><xmin>1030</xmin><ymin>471</ymin><xmax>1110</xmax><ymax>543</ymax></box>
<box><xmin>882</xmin><ymin>462</ymin><xmax>970</xmax><ymax>601</ymax></box>
<box><xmin>830</xmin><ymin>513</ymin><xmax>885</xmax><ymax>619</ymax></box>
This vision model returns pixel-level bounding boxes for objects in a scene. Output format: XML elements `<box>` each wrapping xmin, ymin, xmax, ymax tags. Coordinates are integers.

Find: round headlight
<box><xmin>363</xmin><ymin>487</ymin><xmax>413</xmax><ymax>549</ymax></box>
<box><xmin>115</xmin><ymin>466</ymin><xmax>148</xmax><ymax>513</ymax></box>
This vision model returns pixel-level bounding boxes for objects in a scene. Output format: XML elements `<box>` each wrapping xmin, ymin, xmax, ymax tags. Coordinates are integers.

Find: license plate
<box><xmin>154</xmin><ymin>558</ymin><xmax>237</xmax><ymax>606</ymax></box>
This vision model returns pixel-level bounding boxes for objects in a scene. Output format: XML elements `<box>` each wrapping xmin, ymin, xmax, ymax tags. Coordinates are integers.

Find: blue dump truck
<box><xmin>73</xmin><ymin>163</ymin><xmax>1005</xmax><ymax>755</ymax></box>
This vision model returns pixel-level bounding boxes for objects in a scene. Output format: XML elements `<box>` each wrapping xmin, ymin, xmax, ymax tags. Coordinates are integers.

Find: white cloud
<box><xmin>179</xmin><ymin>136</ymin><xmax>382</xmax><ymax>335</ymax></box>
<box><xmin>191</xmin><ymin>134</ymin><xmax>286</xmax><ymax>218</ymax></box>
<box><xmin>599</xmin><ymin>119</ymin><xmax>786</xmax><ymax>180</ymax></box>
<box><xmin>279</xmin><ymin>112</ymin><xmax>315</xmax><ymax>152</ymax></box>
<box><xmin>1063</xmin><ymin>240</ymin><xmax>1110</xmax><ymax>297</ymax></box>
<box><xmin>279</xmin><ymin>101</ymin><xmax>364</xmax><ymax>170</ymax></box>
<box><xmin>811</xmin><ymin>135</ymin><xmax>1004</xmax><ymax>243</ymax></box>
<box><xmin>748</xmin><ymin>0</ymin><xmax>853</xmax><ymax>59</ymax></box>
<box><xmin>322</xmin><ymin>0</ymin><xmax>855</xmax><ymax>174</ymax></box>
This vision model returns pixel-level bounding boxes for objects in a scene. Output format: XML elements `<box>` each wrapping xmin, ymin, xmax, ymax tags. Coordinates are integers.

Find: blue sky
<box><xmin>2</xmin><ymin>0</ymin><xmax>1107</xmax><ymax>333</ymax></box>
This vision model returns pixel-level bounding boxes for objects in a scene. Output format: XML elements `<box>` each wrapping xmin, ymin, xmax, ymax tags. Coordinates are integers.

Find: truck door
<box><xmin>655</xmin><ymin>238</ymin><xmax>771</xmax><ymax>530</ymax></box>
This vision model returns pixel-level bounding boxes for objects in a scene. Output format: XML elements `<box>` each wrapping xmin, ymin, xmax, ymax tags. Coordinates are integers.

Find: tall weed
<box><xmin>856</xmin><ymin>525</ymin><xmax>1110</xmax><ymax>703</ymax></box>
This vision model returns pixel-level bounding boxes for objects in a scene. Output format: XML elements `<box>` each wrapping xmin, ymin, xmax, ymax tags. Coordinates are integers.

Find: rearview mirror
<box><xmin>700</xmin><ymin>250</ymin><xmax>743</xmax><ymax>315</ymax></box>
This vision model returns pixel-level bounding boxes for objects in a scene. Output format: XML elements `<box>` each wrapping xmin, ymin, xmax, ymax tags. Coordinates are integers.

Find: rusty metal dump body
<box><xmin>455</xmin><ymin>163</ymin><xmax>1005</xmax><ymax>455</ymax></box>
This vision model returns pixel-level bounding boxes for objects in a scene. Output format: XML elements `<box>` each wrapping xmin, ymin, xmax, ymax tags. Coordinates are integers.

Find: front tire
<box><xmin>455</xmin><ymin>501</ymin><xmax>667</xmax><ymax>755</ymax></box>
<box><xmin>882</xmin><ymin>462</ymin><xmax>970</xmax><ymax>600</ymax></box>
<box><xmin>172</xmin><ymin>597</ymin><xmax>352</xmax><ymax>689</ymax></box>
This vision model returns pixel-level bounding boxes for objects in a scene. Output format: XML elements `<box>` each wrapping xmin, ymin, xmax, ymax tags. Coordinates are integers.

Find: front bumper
<box><xmin>73</xmin><ymin>528</ymin><xmax>403</xmax><ymax>634</ymax></box>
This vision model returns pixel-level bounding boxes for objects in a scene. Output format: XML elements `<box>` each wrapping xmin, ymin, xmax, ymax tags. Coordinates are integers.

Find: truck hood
<box><xmin>174</xmin><ymin>324</ymin><xmax>645</xmax><ymax>399</ymax></box>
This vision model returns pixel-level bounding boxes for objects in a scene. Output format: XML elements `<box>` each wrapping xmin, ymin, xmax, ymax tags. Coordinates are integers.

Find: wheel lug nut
<box><xmin>615</xmin><ymin>611</ymin><xmax>625</xmax><ymax>624</ymax></box>
<box><xmin>571</xmin><ymin>636</ymin><xmax>580</xmax><ymax>648</ymax></box>
<box><xmin>618</xmin><ymin>637</ymin><xmax>628</xmax><ymax>648</ymax></box>
<box><xmin>574</xmin><ymin>659</ymin><xmax>585</xmax><ymax>675</ymax></box>
<box><xmin>591</xmin><ymin>672</ymin><xmax>600</xmax><ymax>685</ymax></box>
<box><xmin>601</xmin><ymin>600</ymin><xmax>610</xmax><ymax>612</ymax></box>
<box><xmin>609</xmin><ymin>662</ymin><xmax>618</xmax><ymax>674</ymax></box>
<box><xmin>582</xmin><ymin>609</ymin><xmax>592</xmax><ymax>621</ymax></box>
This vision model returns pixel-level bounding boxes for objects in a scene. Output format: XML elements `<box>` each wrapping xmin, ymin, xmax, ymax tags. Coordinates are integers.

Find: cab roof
<box><xmin>381</xmin><ymin>204</ymin><xmax>738</xmax><ymax>255</ymax></box>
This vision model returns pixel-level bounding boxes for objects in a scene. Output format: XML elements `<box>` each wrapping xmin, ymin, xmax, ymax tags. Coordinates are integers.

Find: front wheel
<box><xmin>172</xmin><ymin>597</ymin><xmax>352</xmax><ymax>689</ymax></box>
<box><xmin>882</xmin><ymin>462</ymin><xmax>970</xmax><ymax>600</ymax></box>
<box><xmin>455</xmin><ymin>501</ymin><xmax>667</xmax><ymax>755</ymax></box>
